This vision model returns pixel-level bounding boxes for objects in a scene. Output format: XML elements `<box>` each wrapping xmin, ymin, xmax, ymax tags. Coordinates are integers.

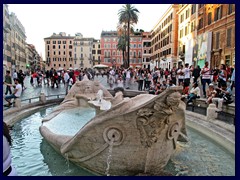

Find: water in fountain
<box><xmin>88</xmin><ymin>89</ymin><xmax>111</xmax><ymax>111</ymax></box>
<box><xmin>105</xmin><ymin>138</ymin><xmax>114</xmax><ymax>176</ymax></box>
<box><xmin>43</xmin><ymin>107</ymin><xmax>96</xmax><ymax>136</ymax></box>
<box><xmin>10</xmin><ymin>105</ymin><xmax>235</xmax><ymax>176</ymax></box>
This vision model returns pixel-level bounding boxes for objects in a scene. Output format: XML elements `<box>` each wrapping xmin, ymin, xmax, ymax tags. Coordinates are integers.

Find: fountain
<box><xmin>39</xmin><ymin>76</ymin><xmax>187</xmax><ymax>175</ymax></box>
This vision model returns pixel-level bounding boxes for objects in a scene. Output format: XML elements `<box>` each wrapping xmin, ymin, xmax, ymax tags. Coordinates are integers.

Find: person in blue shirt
<box><xmin>212</xmin><ymin>83</ymin><xmax>233</xmax><ymax>112</ymax></box>
<box><xmin>230</xmin><ymin>65</ymin><xmax>235</xmax><ymax>91</ymax></box>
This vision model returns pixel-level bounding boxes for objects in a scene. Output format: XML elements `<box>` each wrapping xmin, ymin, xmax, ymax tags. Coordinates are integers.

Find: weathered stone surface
<box><xmin>40</xmin><ymin>78</ymin><xmax>186</xmax><ymax>176</ymax></box>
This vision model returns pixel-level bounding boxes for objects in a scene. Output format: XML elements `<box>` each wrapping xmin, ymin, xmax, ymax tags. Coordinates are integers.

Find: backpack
<box><xmin>223</xmin><ymin>94</ymin><xmax>233</xmax><ymax>104</ymax></box>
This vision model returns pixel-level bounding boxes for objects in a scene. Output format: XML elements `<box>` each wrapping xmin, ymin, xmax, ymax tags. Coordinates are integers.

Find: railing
<box><xmin>8</xmin><ymin>94</ymin><xmax>66</xmax><ymax>106</ymax></box>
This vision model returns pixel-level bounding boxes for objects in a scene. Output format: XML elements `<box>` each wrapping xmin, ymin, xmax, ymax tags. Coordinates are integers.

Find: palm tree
<box><xmin>118</xmin><ymin>4</ymin><xmax>139</xmax><ymax>68</ymax></box>
<box><xmin>117</xmin><ymin>24</ymin><xmax>127</xmax><ymax>67</ymax></box>
<box><xmin>117</xmin><ymin>35</ymin><xmax>127</xmax><ymax>67</ymax></box>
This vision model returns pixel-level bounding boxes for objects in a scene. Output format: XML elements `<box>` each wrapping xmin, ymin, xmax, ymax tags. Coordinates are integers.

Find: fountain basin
<box><xmin>8</xmin><ymin>105</ymin><xmax>234</xmax><ymax>176</ymax></box>
<box><xmin>39</xmin><ymin>78</ymin><xmax>187</xmax><ymax>175</ymax></box>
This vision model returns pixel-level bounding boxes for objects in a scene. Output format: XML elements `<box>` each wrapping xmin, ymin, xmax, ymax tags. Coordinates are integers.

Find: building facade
<box><xmin>3</xmin><ymin>4</ymin><xmax>12</xmax><ymax>74</ymax></box>
<box><xmin>197</xmin><ymin>4</ymin><xmax>235</xmax><ymax>68</ymax></box>
<box><xmin>73</xmin><ymin>37</ymin><xmax>94</xmax><ymax>69</ymax></box>
<box><xmin>177</xmin><ymin>4</ymin><xmax>235</xmax><ymax>68</ymax></box>
<box><xmin>44</xmin><ymin>32</ymin><xmax>74</xmax><ymax>70</ymax></box>
<box><xmin>92</xmin><ymin>39</ymin><xmax>101</xmax><ymax>66</ymax></box>
<box><xmin>142</xmin><ymin>32</ymin><xmax>151</xmax><ymax>69</ymax></box>
<box><xmin>3</xmin><ymin>4</ymin><xmax>41</xmax><ymax>74</ymax></box>
<box><xmin>151</xmin><ymin>4</ymin><xmax>179</xmax><ymax>70</ymax></box>
<box><xmin>100</xmin><ymin>30</ymin><xmax>143</xmax><ymax>68</ymax></box>
<box><xmin>9</xmin><ymin>12</ymin><xmax>27</xmax><ymax>72</ymax></box>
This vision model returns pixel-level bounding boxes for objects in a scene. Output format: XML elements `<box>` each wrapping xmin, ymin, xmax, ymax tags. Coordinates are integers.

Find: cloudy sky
<box><xmin>8</xmin><ymin>4</ymin><xmax>171</xmax><ymax>59</ymax></box>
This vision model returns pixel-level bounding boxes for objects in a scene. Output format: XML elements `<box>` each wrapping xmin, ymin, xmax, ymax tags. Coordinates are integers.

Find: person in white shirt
<box><xmin>4</xmin><ymin>78</ymin><xmax>22</xmax><ymax>107</ymax></box>
<box><xmin>64</xmin><ymin>70</ymin><xmax>70</xmax><ymax>95</ymax></box>
<box><xmin>184</xmin><ymin>63</ymin><xmax>191</xmax><ymax>86</ymax></box>
<box><xmin>187</xmin><ymin>82</ymin><xmax>200</xmax><ymax>105</ymax></box>
<box><xmin>177</xmin><ymin>65</ymin><xmax>185</xmax><ymax>86</ymax></box>
<box><xmin>117</xmin><ymin>76</ymin><xmax>124</xmax><ymax>88</ymax></box>
<box><xmin>201</xmin><ymin>61</ymin><xmax>211</xmax><ymax>98</ymax></box>
<box><xmin>125</xmin><ymin>69</ymin><xmax>131</xmax><ymax>89</ymax></box>
<box><xmin>68</xmin><ymin>77</ymin><xmax>73</xmax><ymax>89</ymax></box>
<box><xmin>12</xmin><ymin>70</ymin><xmax>18</xmax><ymax>80</ymax></box>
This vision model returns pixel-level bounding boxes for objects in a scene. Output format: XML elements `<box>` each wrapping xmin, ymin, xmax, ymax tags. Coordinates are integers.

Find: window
<box><xmin>63</xmin><ymin>45</ymin><xmax>65</xmax><ymax>49</ymax></box>
<box><xmin>70</xmin><ymin>41</ymin><xmax>72</xmax><ymax>44</ymax></box>
<box><xmin>133</xmin><ymin>51</ymin><xmax>136</xmax><ymax>57</ymax></box>
<box><xmin>59</xmin><ymin>45</ymin><xmax>61</xmax><ymax>49</ymax></box>
<box><xmin>185</xmin><ymin>9</ymin><xmax>189</xmax><ymax>19</ymax></box>
<box><xmin>227</xmin><ymin>28</ymin><xmax>232</xmax><ymax>47</ymax></box>
<box><xmin>225</xmin><ymin>55</ymin><xmax>231</xmax><ymax>65</ymax></box>
<box><xmin>58</xmin><ymin>41</ymin><xmax>61</xmax><ymax>44</ymax></box>
<box><xmin>228</xmin><ymin>4</ymin><xmax>233</xmax><ymax>15</ymax></box>
<box><xmin>216</xmin><ymin>32</ymin><xmax>220</xmax><ymax>49</ymax></box>
<box><xmin>59</xmin><ymin>51</ymin><xmax>61</xmax><ymax>55</ymax></box>
<box><xmin>180</xmin><ymin>29</ymin><xmax>183</xmax><ymax>38</ymax></box>
<box><xmin>69</xmin><ymin>45</ymin><xmax>72</xmax><ymax>49</ymax></box>
<box><xmin>54</xmin><ymin>51</ymin><xmax>56</xmax><ymax>55</ymax></box>
<box><xmin>198</xmin><ymin>17</ymin><xmax>203</xmax><ymax>29</ymax></box>
<box><xmin>53</xmin><ymin>45</ymin><xmax>55</xmax><ymax>49</ymax></box>
<box><xmin>138</xmin><ymin>51</ymin><xmax>141</xmax><ymax>57</ymax></box>
<box><xmin>191</xmin><ymin>21</ymin><xmax>195</xmax><ymax>32</ymax></box>
<box><xmin>214</xmin><ymin>5</ymin><xmax>222</xmax><ymax>21</ymax></box>
<box><xmin>191</xmin><ymin>4</ymin><xmax>196</xmax><ymax>15</ymax></box>
<box><xmin>208</xmin><ymin>12</ymin><xmax>212</xmax><ymax>25</ymax></box>
<box><xmin>64</xmin><ymin>51</ymin><xmax>65</xmax><ymax>55</ymax></box>
<box><xmin>180</xmin><ymin>14</ymin><xmax>184</xmax><ymax>23</ymax></box>
<box><xmin>63</xmin><ymin>41</ymin><xmax>66</xmax><ymax>44</ymax></box>
<box><xmin>199</xmin><ymin>4</ymin><xmax>204</xmax><ymax>9</ymax></box>
<box><xmin>53</xmin><ymin>41</ymin><xmax>56</xmax><ymax>44</ymax></box>
<box><xmin>185</xmin><ymin>26</ymin><xmax>188</xmax><ymax>35</ymax></box>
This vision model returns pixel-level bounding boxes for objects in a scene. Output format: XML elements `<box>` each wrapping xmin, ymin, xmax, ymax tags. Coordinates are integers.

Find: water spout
<box><xmin>105</xmin><ymin>138</ymin><xmax>114</xmax><ymax>176</ymax></box>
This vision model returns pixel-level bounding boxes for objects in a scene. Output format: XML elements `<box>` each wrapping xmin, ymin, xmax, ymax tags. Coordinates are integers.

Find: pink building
<box><xmin>100</xmin><ymin>30</ymin><xmax>143</xmax><ymax>68</ymax></box>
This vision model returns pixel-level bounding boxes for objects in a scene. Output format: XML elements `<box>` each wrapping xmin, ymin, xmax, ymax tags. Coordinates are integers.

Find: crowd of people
<box><xmin>103</xmin><ymin>62</ymin><xmax>235</xmax><ymax>112</ymax></box>
<box><xmin>3</xmin><ymin>62</ymin><xmax>235</xmax><ymax>111</ymax></box>
<box><xmin>2</xmin><ymin>63</ymin><xmax>235</xmax><ymax>176</ymax></box>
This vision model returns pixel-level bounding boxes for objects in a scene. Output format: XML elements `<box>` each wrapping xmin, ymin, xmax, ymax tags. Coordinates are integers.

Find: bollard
<box><xmin>39</xmin><ymin>92</ymin><xmax>46</xmax><ymax>103</ymax></box>
<box><xmin>14</xmin><ymin>98</ymin><xmax>21</xmax><ymax>108</ymax></box>
<box><xmin>206</xmin><ymin>103</ymin><xmax>218</xmax><ymax>121</ymax></box>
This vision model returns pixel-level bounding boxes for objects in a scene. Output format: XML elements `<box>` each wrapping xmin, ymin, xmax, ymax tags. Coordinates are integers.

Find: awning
<box><xmin>93</xmin><ymin>64</ymin><xmax>109</xmax><ymax>68</ymax></box>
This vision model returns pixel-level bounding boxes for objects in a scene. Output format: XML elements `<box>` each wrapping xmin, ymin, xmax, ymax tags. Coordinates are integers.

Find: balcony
<box><xmin>80</xmin><ymin>57</ymin><xmax>84</xmax><ymax>60</ymax></box>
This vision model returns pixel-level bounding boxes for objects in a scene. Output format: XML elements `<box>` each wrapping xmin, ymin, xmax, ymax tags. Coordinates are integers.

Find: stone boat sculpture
<box><xmin>40</xmin><ymin>77</ymin><xmax>187</xmax><ymax>176</ymax></box>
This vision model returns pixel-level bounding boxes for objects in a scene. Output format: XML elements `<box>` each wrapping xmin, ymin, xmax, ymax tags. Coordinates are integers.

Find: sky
<box><xmin>8</xmin><ymin>4</ymin><xmax>171</xmax><ymax>60</ymax></box>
